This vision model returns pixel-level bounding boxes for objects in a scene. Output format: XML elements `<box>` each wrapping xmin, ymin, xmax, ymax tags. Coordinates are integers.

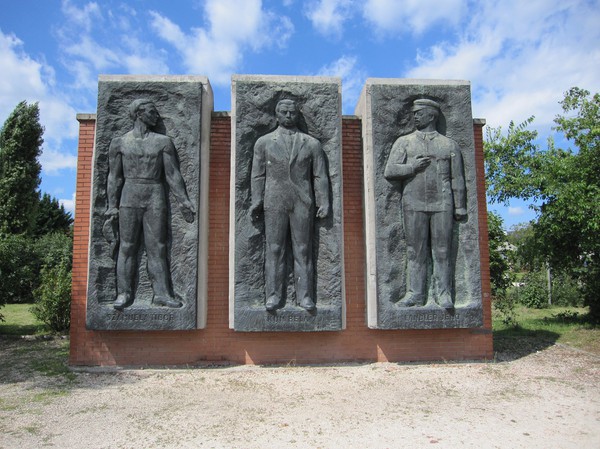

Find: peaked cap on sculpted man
<box><xmin>105</xmin><ymin>99</ymin><xmax>195</xmax><ymax>310</ymax></box>
<box><xmin>384</xmin><ymin>98</ymin><xmax>466</xmax><ymax>309</ymax></box>
<box><xmin>250</xmin><ymin>99</ymin><xmax>330</xmax><ymax>311</ymax></box>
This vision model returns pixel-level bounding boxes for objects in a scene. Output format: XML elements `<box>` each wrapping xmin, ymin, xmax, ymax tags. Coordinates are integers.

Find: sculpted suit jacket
<box><xmin>251</xmin><ymin>127</ymin><xmax>329</xmax><ymax>213</ymax></box>
<box><xmin>384</xmin><ymin>130</ymin><xmax>466</xmax><ymax>215</ymax></box>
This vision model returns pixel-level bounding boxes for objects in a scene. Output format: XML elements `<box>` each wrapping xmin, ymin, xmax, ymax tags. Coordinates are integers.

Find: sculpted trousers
<box><xmin>403</xmin><ymin>209</ymin><xmax>454</xmax><ymax>302</ymax></box>
<box><xmin>117</xmin><ymin>206</ymin><xmax>172</xmax><ymax>300</ymax></box>
<box><xmin>264</xmin><ymin>203</ymin><xmax>314</xmax><ymax>305</ymax></box>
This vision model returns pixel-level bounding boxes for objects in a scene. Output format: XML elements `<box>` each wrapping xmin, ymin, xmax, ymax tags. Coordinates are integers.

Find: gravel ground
<box><xmin>1</xmin><ymin>339</ymin><xmax>599</xmax><ymax>449</ymax></box>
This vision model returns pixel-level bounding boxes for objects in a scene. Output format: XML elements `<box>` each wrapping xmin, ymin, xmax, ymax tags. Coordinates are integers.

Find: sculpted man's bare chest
<box><xmin>119</xmin><ymin>132</ymin><xmax>168</xmax><ymax>180</ymax></box>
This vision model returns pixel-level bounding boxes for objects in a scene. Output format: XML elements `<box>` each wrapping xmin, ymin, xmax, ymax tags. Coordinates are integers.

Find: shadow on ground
<box><xmin>0</xmin><ymin>322</ymin><xmax>45</xmax><ymax>336</ymax></box>
<box><xmin>0</xmin><ymin>337</ymin><xmax>139</xmax><ymax>393</ymax></box>
<box><xmin>493</xmin><ymin>328</ymin><xmax>560</xmax><ymax>362</ymax></box>
<box><xmin>0</xmin><ymin>337</ymin><xmax>72</xmax><ymax>384</ymax></box>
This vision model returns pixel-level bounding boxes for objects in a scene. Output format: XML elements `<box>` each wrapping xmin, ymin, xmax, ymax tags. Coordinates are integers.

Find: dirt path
<box><xmin>1</xmin><ymin>341</ymin><xmax>599</xmax><ymax>448</ymax></box>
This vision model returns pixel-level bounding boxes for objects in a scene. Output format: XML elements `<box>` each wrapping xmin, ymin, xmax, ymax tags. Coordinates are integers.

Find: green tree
<box><xmin>0</xmin><ymin>101</ymin><xmax>43</xmax><ymax>236</ymax></box>
<box><xmin>34</xmin><ymin>232</ymin><xmax>73</xmax><ymax>270</ymax></box>
<box><xmin>0</xmin><ymin>102</ymin><xmax>74</xmax><ymax>324</ymax></box>
<box><xmin>485</xmin><ymin>87</ymin><xmax>600</xmax><ymax>320</ymax></box>
<box><xmin>0</xmin><ymin>235</ymin><xmax>38</xmax><ymax>307</ymax></box>
<box><xmin>29</xmin><ymin>232</ymin><xmax>72</xmax><ymax>330</ymax></box>
<box><xmin>487</xmin><ymin>211</ymin><xmax>513</xmax><ymax>296</ymax></box>
<box><xmin>506</xmin><ymin>222</ymin><xmax>541</xmax><ymax>272</ymax></box>
<box><xmin>487</xmin><ymin>211</ymin><xmax>517</xmax><ymax>326</ymax></box>
<box><xmin>31</xmin><ymin>260</ymin><xmax>71</xmax><ymax>332</ymax></box>
<box><xmin>35</xmin><ymin>193</ymin><xmax>73</xmax><ymax>236</ymax></box>
<box><xmin>0</xmin><ymin>232</ymin><xmax>72</xmax><ymax>312</ymax></box>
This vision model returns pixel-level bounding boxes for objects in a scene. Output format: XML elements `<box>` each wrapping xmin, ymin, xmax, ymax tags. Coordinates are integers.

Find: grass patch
<box><xmin>0</xmin><ymin>398</ymin><xmax>18</xmax><ymax>412</ymax></box>
<box><xmin>32</xmin><ymin>390</ymin><xmax>69</xmax><ymax>403</ymax></box>
<box><xmin>0</xmin><ymin>303</ymin><xmax>48</xmax><ymax>336</ymax></box>
<box><xmin>493</xmin><ymin>306</ymin><xmax>600</xmax><ymax>357</ymax></box>
<box><xmin>22</xmin><ymin>425</ymin><xmax>41</xmax><ymax>435</ymax></box>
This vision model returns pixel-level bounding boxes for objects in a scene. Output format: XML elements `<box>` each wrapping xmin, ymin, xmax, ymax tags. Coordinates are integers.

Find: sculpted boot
<box><xmin>299</xmin><ymin>297</ymin><xmax>316</xmax><ymax>311</ymax></box>
<box><xmin>113</xmin><ymin>293</ymin><xmax>133</xmax><ymax>310</ymax></box>
<box><xmin>153</xmin><ymin>295</ymin><xmax>183</xmax><ymax>308</ymax></box>
<box><xmin>265</xmin><ymin>296</ymin><xmax>280</xmax><ymax>311</ymax></box>
<box><xmin>397</xmin><ymin>293</ymin><xmax>424</xmax><ymax>308</ymax></box>
<box><xmin>437</xmin><ymin>291</ymin><xmax>454</xmax><ymax>309</ymax></box>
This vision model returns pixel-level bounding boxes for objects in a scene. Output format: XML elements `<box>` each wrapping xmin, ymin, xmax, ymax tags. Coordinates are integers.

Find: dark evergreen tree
<box><xmin>0</xmin><ymin>101</ymin><xmax>44</xmax><ymax>236</ymax></box>
<box><xmin>35</xmin><ymin>192</ymin><xmax>73</xmax><ymax>236</ymax></box>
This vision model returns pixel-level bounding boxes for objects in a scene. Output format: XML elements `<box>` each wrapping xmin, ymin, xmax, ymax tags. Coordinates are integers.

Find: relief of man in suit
<box><xmin>250</xmin><ymin>99</ymin><xmax>330</xmax><ymax>311</ymax></box>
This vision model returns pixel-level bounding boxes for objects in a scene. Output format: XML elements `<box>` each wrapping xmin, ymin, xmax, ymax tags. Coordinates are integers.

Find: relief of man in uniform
<box><xmin>384</xmin><ymin>99</ymin><xmax>466</xmax><ymax>309</ymax></box>
<box><xmin>104</xmin><ymin>99</ymin><xmax>195</xmax><ymax>310</ymax></box>
<box><xmin>250</xmin><ymin>99</ymin><xmax>330</xmax><ymax>311</ymax></box>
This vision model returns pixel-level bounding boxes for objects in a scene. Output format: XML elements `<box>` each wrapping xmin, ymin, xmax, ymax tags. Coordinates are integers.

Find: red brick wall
<box><xmin>69</xmin><ymin>115</ymin><xmax>493</xmax><ymax>366</ymax></box>
<box><xmin>473</xmin><ymin>121</ymin><xmax>493</xmax><ymax>332</ymax></box>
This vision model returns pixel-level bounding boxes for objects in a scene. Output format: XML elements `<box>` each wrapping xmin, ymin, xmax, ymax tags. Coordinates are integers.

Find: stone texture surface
<box><xmin>86</xmin><ymin>75</ymin><xmax>211</xmax><ymax>330</ymax></box>
<box><xmin>230</xmin><ymin>75</ymin><xmax>344</xmax><ymax>331</ymax></box>
<box><xmin>356</xmin><ymin>79</ymin><xmax>483</xmax><ymax>329</ymax></box>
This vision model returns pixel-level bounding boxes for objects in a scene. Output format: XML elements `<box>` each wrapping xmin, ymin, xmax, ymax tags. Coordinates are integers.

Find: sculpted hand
<box><xmin>250</xmin><ymin>201</ymin><xmax>263</xmax><ymax>221</ymax></box>
<box><xmin>180</xmin><ymin>201</ymin><xmax>195</xmax><ymax>223</ymax></box>
<box><xmin>412</xmin><ymin>155</ymin><xmax>431</xmax><ymax>173</ymax></box>
<box><xmin>104</xmin><ymin>207</ymin><xmax>119</xmax><ymax>218</ymax></box>
<box><xmin>102</xmin><ymin>209</ymin><xmax>119</xmax><ymax>245</ymax></box>
<box><xmin>454</xmin><ymin>208</ymin><xmax>467</xmax><ymax>221</ymax></box>
<box><xmin>316</xmin><ymin>205</ymin><xmax>330</xmax><ymax>219</ymax></box>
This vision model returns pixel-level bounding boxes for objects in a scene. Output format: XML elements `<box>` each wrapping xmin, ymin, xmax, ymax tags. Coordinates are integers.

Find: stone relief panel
<box><xmin>86</xmin><ymin>75</ymin><xmax>212</xmax><ymax>330</ymax></box>
<box><xmin>356</xmin><ymin>79</ymin><xmax>483</xmax><ymax>329</ymax></box>
<box><xmin>230</xmin><ymin>75</ymin><xmax>345</xmax><ymax>331</ymax></box>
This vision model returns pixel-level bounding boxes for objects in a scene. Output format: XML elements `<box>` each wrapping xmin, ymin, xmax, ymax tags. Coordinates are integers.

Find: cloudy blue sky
<box><xmin>1</xmin><ymin>0</ymin><xmax>598</xmax><ymax>228</ymax></box>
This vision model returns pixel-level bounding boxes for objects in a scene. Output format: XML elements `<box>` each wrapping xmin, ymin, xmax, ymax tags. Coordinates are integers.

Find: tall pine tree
<box><xmin>0</xmin><ymin>101</ymin><xmax>44</xmax><ymax>236</ymax></box>
<box><xmin>35</xmin><ymin>192</ymin><xmax>73</xmax><ymax>236</ymax></box>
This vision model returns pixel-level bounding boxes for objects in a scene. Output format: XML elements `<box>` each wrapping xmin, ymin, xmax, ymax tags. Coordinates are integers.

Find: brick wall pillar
<box><xmin>69</xmin><ymin>114</ymin><xmax>95</xmax><ymax>363</ymax></box>
<box><xmin>69</xmin><ymin>114</ymin><xmax>493</xmax><ymax>366</ymax></box>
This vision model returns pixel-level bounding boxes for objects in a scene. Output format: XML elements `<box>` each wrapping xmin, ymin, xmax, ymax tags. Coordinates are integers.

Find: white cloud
<box><xmin>317</xmin><ymin>55</ymin><xmax>366</xmax><ymax>113</ymax></box>
<box><xmin>57</xmin><ymin>0</ymin><xmax>170</xmax><ymax>91</ymax></box>
<box><xmin>149</xmin><ymin>0</ymin><xmax>294</xmax><ymax>85</ymax></box>
<box><xmin>61</xmin><ymin>0</ymin><xmax>101</xmax><ymax>33</ymax></box>
<box><xmin>0</xmin><ymin>32</ymin><xmax>46</xmax><ymax>114</ymax></box>
<box><xmin>508</xmin><ymin>207</ymin><xmax>525</xmax><ymax>216</ymax></box>
<box><xmin>62</xmin><ymin>35</ymin><xmax>119</xmax><ymax>71</ymax></box>
<box><xmin>40</xmin><ymin>146</ymin><xmax>78</xmax><ymax>174</ymax></box>
<box><xmin>59</xmin><ymin>192</ymin><xmax>76</xmax><ymax>217</ymax></box>
<box><xmin>305</xmin><ymin>0</ymin><xmax>356</xmax><ymax>38</ymax></box>
<box><xmin>120</xmin><ymin>36</ymin><xmax>170</xmax><ymax>75</ymax></box>
<box><xmin>405</xmin><ymin>1</ymin><xmax>600</xmax><ymax>128</ymax></box>
<box><xmin>0</xmin><ymin>29</ymin><xmax>78</xmax><ymax>173</ymax></box>
<box><xmin>363</xmin><ymin>0</ymin><xmax>466</xmax><ymax>35</ymax></box>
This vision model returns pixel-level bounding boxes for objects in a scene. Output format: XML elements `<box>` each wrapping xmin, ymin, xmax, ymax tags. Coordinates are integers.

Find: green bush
<box><xmin>0</xmin><ymin>232</ymin><xmax>72</xmax><ymax>309</ymax></box>
<box><xmin>493</xmin><ymin>291</ymin><xmax>518</xmax><ymax>327</ymax></box>
<box><xmin>0</xmin><ymin>234</ymin><xmax>38</xmax><ymax>305</ymax></box>
<box><xmin>516</xmin><ymin>269</ymin><xmax>584</xmax><ymax>309</ymax></box>
<box><xmin>517</xmin><ymin>270</ymin><xmax>549</xmax><ymax>309</ymax></box>
<box><xmin>31</xmin><ymin>261</ymin><xmax>71</xmax><ymax>332</ymax></box>
<box><xmin>34</xmin><ymin>232</ymin><xmax>72</xmax><ymax>270</ymax></box>
<box><xmin>552</xmin><ymin>273</ymin><xmax>583</xmax><ymax>307</ymax></box>
<box><xmin>582</xmin><ymin>264</ymin><xmax>600</xmax><ymax>323</ymax></box>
